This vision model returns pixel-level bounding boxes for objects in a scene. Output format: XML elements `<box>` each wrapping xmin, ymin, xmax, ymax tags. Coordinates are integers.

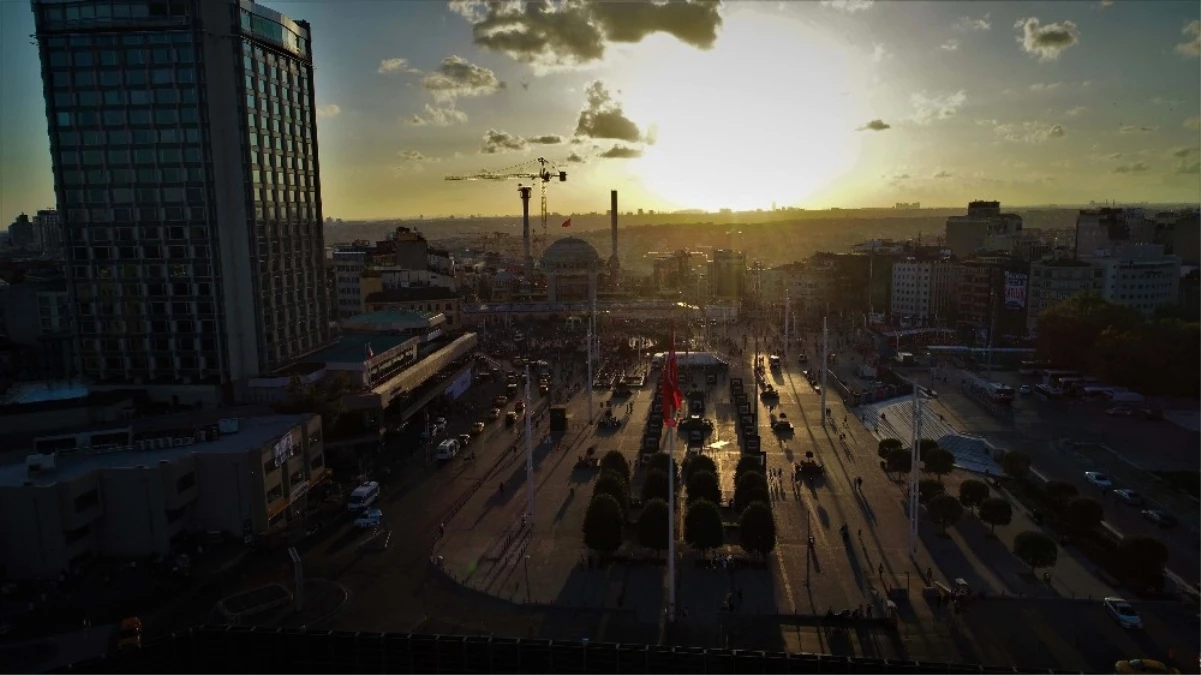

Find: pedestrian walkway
<box><xmin>858</xmin><ymin>398</ymin><xmax>1001</xmax><ymax>474</ymax></box>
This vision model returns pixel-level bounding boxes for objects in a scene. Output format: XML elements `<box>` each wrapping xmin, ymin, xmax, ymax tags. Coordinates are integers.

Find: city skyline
<box><xmin>2</xmin><ymin>0</ymin><xmax>1199</xmax><ymax>220</ymax></box>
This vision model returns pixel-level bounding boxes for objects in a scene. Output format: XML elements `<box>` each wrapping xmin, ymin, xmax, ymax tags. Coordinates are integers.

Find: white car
<box><xmin>1085</xmin><ymin>472</ymin><xmax>1113</xmax><ymax>489</ymax></box>
<box><xmin>354</xmin><ymin>508</ymin><xmax>383</xmax><ymax>529</ymax></box>
<box><xmin>1103</xmin><ymin>597</ymin><xmax>1142</xmax><ymax>629</ymax></box>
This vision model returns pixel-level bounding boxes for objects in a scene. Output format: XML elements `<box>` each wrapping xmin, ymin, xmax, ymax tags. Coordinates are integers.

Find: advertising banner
<box><xmin>1004</xmin><ymin>272</ymin><xmax>1028</xmax><ymax>310</ymax></box>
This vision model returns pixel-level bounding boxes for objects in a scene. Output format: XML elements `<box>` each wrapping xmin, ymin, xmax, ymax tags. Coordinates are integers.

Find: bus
<box><xmin>1019</xmin><ymin>360</ymin><xmax>1055</xmax><ymax>375</ymax></box>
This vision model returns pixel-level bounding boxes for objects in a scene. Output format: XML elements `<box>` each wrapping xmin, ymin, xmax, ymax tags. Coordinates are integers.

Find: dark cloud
<box><xmin>1176</xmin><ymin>160</ymin><xmax>1200</xmax><ymax>174</ymax></box>
<box><xmin>449</xmin><ymin>0</ymin><xmax>722</xmax><ymax>69</ymax></box>
<box><xmin>481</xmin><ymin>128</ymin><xmax>528</xmax><ymax>154</ymax></box>
<box><xmin>1113</xmin><ymin>162</ymin><xmax>1149</xmax><ymax>174</ymax></box>
<box><xmin>397</xmin><ymin>150</ymin><xmax>436</xmax><ymax>162</ymax></box>
<box><xmin>422</xmin><ymin>55</ymin><xmax>505</xmax><ymax>102</ymax></box>
<box><xmin>1119</xmin><ymin>124</ymin><xmax>1158</xmax><ymax>134</ymax></box>
<box><xmin>575</xmin><ymin>81</ymin><xmax>642</xmax><ymax>142</ymax></box>
<box><xmin>858</xmin><ymin>119</ymin><xmax>891</xmax><ymax>131</ymax></box>
<box><xmin>932</xmin><ymin>170</ymin><xmax>952</xmax><ymax>178</ymax></box>
<box><xmin>1177</xmin><ymin>20</ymin><xmax>1200</xmax><ymax>57</ymax></box>
<box><xmin>529</xmin><ymin>134</ymin><xmax>565</xmax><ymax>145</ymax></box>
<box><xmin>600</xmin><ymin>145</ymin><xmax>643</xmax><ymax>159</ymax></box>
<box><xmin>1014</xmin><ymin>17</ymin><xmax>1079</xmax><ymax>61</ymax></box>
<box><xmin>567</xmin><ymin>152</ymin><xmax>587</xmax><ymax>163</ymax></box>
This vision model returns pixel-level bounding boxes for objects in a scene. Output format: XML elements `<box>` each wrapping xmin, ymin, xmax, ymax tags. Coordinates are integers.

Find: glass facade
<box><xmin>33</xmin><ymin>0</ymin><xmax>328</xmax><ymax>387</ymax></box>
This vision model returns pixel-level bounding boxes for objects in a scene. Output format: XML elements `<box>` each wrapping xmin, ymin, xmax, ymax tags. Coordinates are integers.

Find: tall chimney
<box><xmin>609</xmin><ymin>190</ymin><xmax>620</xmax><ymax>286</ymax></box>
<box><xmin>519</xmin><ymin>186</ymin><xmax>533</xmax><ymax>283</ymax></box>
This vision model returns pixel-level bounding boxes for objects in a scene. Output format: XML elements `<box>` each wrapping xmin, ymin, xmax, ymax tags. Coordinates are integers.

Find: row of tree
<box><xmin>1037</xmin><ymin>293</ymin><xmax>1199</xmax><ymax>398</ymax></box>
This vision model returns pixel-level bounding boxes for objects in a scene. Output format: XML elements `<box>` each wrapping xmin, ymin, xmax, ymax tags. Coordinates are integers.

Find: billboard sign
<box><xmin>1004</xmin><ymin>272</ymin><xmax>1028</xmax><ymax>311</ymax></box>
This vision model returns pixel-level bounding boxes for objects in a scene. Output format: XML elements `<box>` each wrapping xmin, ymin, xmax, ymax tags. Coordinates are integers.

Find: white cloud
<box><xmin>993</xmin><ymin>122</ymin><xmax>1066</xmax><ymax>143</ymax></box>
<box><xmin>422</xmin><ymin>55</ymin><xmax>505</xmax><ymax>103</ymax></box>
<box><xmin>940</xmin><ymin>39</ymin><xmax>960</xmax><ymax>52</ymax></box>
<box><xmin>315</xmin><ymin>104</ymin><xmax>341</xmax><ymax>119</ymax></box>
<box><xmin>1014</xmin><ymin>17</ymin><xmax>1080</xmax><ymax>61</ymax></box>
<box><xmin>378</xmin><ymin>58</ymin><xmax>421</xmax><ymax>75</ymax></box>
<box><xmin>932</xmin><ymin>169</ymin><xmax>953</xmax><ymax>179</ymax></box>
<box><xmin>1066</xmin><ymin>106</ymin><xmax>1087</xmax><ymax>117</ymax></box>
<box><xmin>910</xmin><ymin>90</ymin><xmax>967</xmax><ymax>124</ymax></box>
<box><xmin>1119</xmin><ymin>124</ymin><xmax>1159</xmax><ymax>134</ymax></box>
<box><xmin>397</xmin><ymin>150</ymin><xmax>438</xmax><ymax>162</ymax></box>
<box><xmin>1113</xmin><ymin>162</ymin><xmax>1149</xmax><ymax>174</ymax></box>
<box><xmin>406</xmin><ymin>103</ymin><xmax>468</xmax><ymax>127</ymax></box>
<box><xmin>1185</xmin><ymin>116</ymin><xmax>1201</xmax><ymax>130</ymax></box>
<box><xmin>955</xmin><ymin>14</ymin><xmax>991</xmax><ymax>31</ymax></box>
<box><xmin>870</xmin><ymin>44</ymin><xmax>887</xmax><ymax>63</ymax></box>
<box><xmin>1099</xmin><ymin>0</ymin><xmax>1115</xmax><ymax>7</ymax></box>
<box><xmin>821</xmin><ymin>0</ymin><xmax>874</xmax><ymax>12</ymax></box>
<box><xmin>1176</xmin><ymin>20</ymin><xmax>1201</xmax><ymax>57</ymax></box>
<box><xmin>481</xmin><ymin>128</ymin><xmax>528</xmax><ymax>154</ymax></box>
<box><xmin>1029</xmin><ymin>82</ymin><xmax>1062</xmax><ymax>92</ymax></box>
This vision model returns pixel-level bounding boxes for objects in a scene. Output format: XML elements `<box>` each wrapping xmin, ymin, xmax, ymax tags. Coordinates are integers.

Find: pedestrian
<box><xmin>440</xmin><ymin>522</ymin><xmax>446</xmax><ymax>537</ymax></box>
<box><xmin>878</xmin><ymin>563</ymin><xmax>884</xmax><ymax>576</ymax></box>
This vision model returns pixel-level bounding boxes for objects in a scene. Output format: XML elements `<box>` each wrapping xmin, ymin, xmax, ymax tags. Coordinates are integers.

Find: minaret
<box><xmin>609</xmin><ymin>190</ymin><xmax>620</xmax><ymax>288</ymax></box>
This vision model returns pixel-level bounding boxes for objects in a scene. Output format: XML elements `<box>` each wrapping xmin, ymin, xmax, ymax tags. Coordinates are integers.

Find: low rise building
<box><xmin>1026</xmin><ymin>259</ymin><xmax>1103</xmax><ymax>332</ymax></box>
<box><xmin>363</xmin><ymin>287</ymin><xmax>461</xmax><ymax>327</ymax></box>
<box><xmin>945</xmin><ymin>201</ymin><xmax>1023</xmax><ymax>258</ymax></box>
<box><xmin>0</xmin><ymin>413</ymin><xmax>325</xmax><ymax>580</ymax></box>
<box><xmin>890</xmin><ymin>257</ymin><xmax>955</xmax><ymax>324</ymax></box>
<box><xmin>1093</xmin><ymin>245</ymin><xmax>1181</xmax><ymax>317</ymax></box>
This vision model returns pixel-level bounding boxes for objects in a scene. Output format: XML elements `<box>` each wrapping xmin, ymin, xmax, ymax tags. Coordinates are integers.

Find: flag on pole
<box><xmin>366</xmin><ymin>343</ymin><xmax>374</xmax><ymax>359</ymax></box>
<box><xmin>661</xmin><ymin>333</ymin><xmax>682</xmax><ymax>427</ymax></box>
<box><xmin>561</xmin><ymin>218</ymin><xmax>572</xmax><ymax>228</ymax></box>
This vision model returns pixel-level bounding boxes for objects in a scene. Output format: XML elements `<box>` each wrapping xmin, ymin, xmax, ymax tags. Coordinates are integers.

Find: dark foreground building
<box><xmin>56</xmin><ymin>627</ymin><xmax>1081</xmax><ymax>674</ymax></box>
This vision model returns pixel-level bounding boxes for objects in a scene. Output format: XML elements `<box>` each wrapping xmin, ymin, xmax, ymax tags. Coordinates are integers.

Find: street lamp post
<box><xmin>524</xmin><ymin>364</ymin><xmax>535</xmax><ymax>525</ymax></box>
<box><xmin>820</xmin><ymin>316</ymin><xmax>829</xmax><ymax>425</ymax></box>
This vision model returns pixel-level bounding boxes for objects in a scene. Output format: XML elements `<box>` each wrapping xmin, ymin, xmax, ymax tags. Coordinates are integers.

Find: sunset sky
<box><xmin>1</xmin><ymin>0</ymin><xmax>1198</xmax><ymax>220</ymax></box>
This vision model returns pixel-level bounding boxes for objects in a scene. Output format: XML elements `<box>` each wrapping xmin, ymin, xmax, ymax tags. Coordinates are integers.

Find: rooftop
<box><xmin>306</xmin><ymin>333</ymin><xmax>415</xmax><ymax>365</ymax></box>
<box><xmin>365</xmin><ymin>287</ymin><xmax>459</xmax><ymax>303</ymax></box>
<box><xmin>0</xmin><ymin>414</ymin><xmax>311</xmax><ymax>488</ymax></box>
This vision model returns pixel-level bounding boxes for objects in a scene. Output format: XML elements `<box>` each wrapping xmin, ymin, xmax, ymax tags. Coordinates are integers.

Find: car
<box><xmin>1019</xmin><ymin>384</ymin><xmax>1032</xmax><ymax>395</ymax></box>
<box><xmin>1115</xmin><ymin>658</ymin><xmax>1180</xmax><ymax>674</ymax></box>
<box><xmin>505</xmin><ymin>411</ymin><xmax>519</xmax><ymax>427</ymax></box>
<box><xmin>458</xmin><ymin>433</ymin><xmax>471</xmax><ymax>446</ymax></box>
<box><xmin>354</xmin><ymin>508</ymin><xmax>384</xmax><ymax>529</ymax></box>
<box><xmin>515</xmin><ymin>400</ymin><xmax>525</xmax><ymax>412</ymax></box>
<box><xmin>488</xmin><ymin>408</ymin><xmax>501</xmax><ymax>420</ymax></box>
<box><xmin>1113</xmin><ymin>489</ymin><xmax>1145</xmax><ymax>506</ymax></box>
<box><xmin>1141</xmin><ymin>509</ymin><xmax>1178</xmax><ymax>528</ymax></box>
<box><xmin>117</xmin><ymin>617</ymin><xmax>143</xmax><ymax>650</ymax></box>
<box><xmin>1085</xmin><ymin>471</ymin><xmax>1113</xmax><ymax>489</ymax></box>
<box><xmin>470</xmin><ymin>422</ymin><xmax>485</xmax><ymax>434</ymax></box>
<box><xmin>1106</xmin><ymin>406</ymin><xmax>1134</xmax><ymax>417</ymax></box>
<box><xmin>493</xmin><ymin>395</ymin><xmax>508</xmax><ymax>406</ymax></box>
<box><xmin>1103</xmin><ymin>597</ymin><xmax>1143</xmax><ymax>629</ymax></box>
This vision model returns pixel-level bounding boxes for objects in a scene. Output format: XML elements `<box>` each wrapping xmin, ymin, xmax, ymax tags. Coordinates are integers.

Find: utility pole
<box><xmin>784</xmin><ymin>292</ymin><xmax>790</xmax><ymax>355</ymax></box>
<box><xmin>908</xmin><ymin>384</ymin><xmax>922</xmax><ymax>559</ymax></box>
<box><xmin>524</xmin><ymin>364</ymin><xmax>535</xmax><ymax>525</ymax></box>
<box><xmin>666</xmin><ymin>419</ymin><xmax>677</xmax><ymax>622</ymax></box>
<box><xmin>820</xmin><ymin>316</ymin><xmax>829</xmax><ymax>424</ymax></box>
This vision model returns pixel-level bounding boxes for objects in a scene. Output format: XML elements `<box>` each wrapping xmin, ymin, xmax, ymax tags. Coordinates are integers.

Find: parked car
<box><xmin>458</xmin><ymin>433</ymin><xmax>471</xmax><ymax>446</ymax></box>
<box><xmin>1115</xmin><ymin>658</ymin><xmax>1180</xmax><ymax>674</ymax></box>
<box><xmin>470</xmin><ymin>422</ymin><xmax>486</xmax><ymax>434</ymax></box>
<box><xmin>1102</xmin><ymin>597</ymin><xmax>1142</xmax><ymax>629</ymax></box>
<box><xmin>488</xmin><ymin>408</ymin><xmax>501</xmax><ymax>420</ymax></box>
<box><xmin>1141</xmin><ymin>509</ymin><xmax>1178</xmax><ymax>528</ymax></box>
<box><xmin>116</xmin><ymin>617</ymin><xmax>143</xmax><ymax>650</ymax></box>
<box><xmin>493</xmin><ymin>396</ymin><xmax>508</xmax><ymax>407</ymax></box>
<box><xmin>515</xmin><ymin>400</ymin><xmax>525</xmax><ymax>412</ymax></box>
<box><xmin>354</xmin><ymin>508</ymin><xmax>383</xmax><ymax>529</ymax></box>
<box><xmin>1085</xmin><ymin>472</ymin><xmax>1113</xmax><ymax>489</ymax></box>
<box><xmin>1113</xmin><ymin>489</ymin><xmax>1144</xmax><ymax>506</ymax></box>
<box><xmin>1106</xmin><ymin>406</ymin><xmax>1134</xmax><ymax>417</ymax></box>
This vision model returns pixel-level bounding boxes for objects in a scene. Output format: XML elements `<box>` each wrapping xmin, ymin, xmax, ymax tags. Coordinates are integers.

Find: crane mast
<box><xmin>445</xmin><ymin>157</ymin><xmax>567</xmax><ymax>261</ymax></box>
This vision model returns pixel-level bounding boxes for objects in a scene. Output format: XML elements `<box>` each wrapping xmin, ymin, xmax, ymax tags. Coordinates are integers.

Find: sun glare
<box><xmin>621</xmin><ymin>9</ymin><xmax>869</xmax><ymax>212</ymax></box>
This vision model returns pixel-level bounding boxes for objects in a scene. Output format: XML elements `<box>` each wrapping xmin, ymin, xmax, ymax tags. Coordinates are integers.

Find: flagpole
<box><xmin>665</xmin><ymin>333</ymin><xmax>677</xmax><ymax>624</ymax></box>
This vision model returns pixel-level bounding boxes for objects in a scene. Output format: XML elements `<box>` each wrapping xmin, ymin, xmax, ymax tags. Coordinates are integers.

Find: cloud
<box><xmin>528</xmin><ymin>134</ymin><xmax>565</xmax><ymax>145</ymax></box>
<box><xmin>1176</xmin><ymin>20</ymin><xmax>1201</xmax><ymax>57</ymax></box>
<box><xmin>1099</xmin><ymin>0</ymin><xmax>1114</xmax><ymax>7</ymax></box>
<box><xmin>1169</xmin><ymin>147</ymin><xmax>1197</xmax><ymax>159</ymax></box>
<box><xmin>940</xmin><ymin>39</ymin><xmax>960</xmax><ymax>51</ymax></box>
<box><xmin>1113</xmin><ymin>162</ymin><xmax>1149</xmax><ymax>174</ymax></box>
<box><xmin>857</xmin><ymin>119</ymin><xmax>891</xmax><ymax>131</ymax></box>
<box><xmin>910</xmin><ymin>90</ymin><xmax>967</xmax><ymax>124</ymax></box>
<box><xmin>932</xmin><ymin>169</ymin><xmax>953</xmax><ymax>178</ymax></box>
<box><xmin>870</xmin><ymin>43</ymin><xmax>887</xmax><ymax>63</ymax></box>
<box><xmin>1014</xmin><ymin>17</ymin><xmax>1080</xmax><ymax>61</ymax></box>
<box><xmin>1029</xmin><ymin>82</ymin><xmax>1061</xmax><ymax>92</ymax></box>
<box><xmin>1176</xmin><ymin>160</ymin><xmax>1201</xmax><ymax>175</ymax></box>
<box><xmin>600</xmin><ymin>144</ymin><xmax>643</xmax><ymax>159</ymax></box>
<box><xmin>575</xmin><ymin>81</ymin><xmax>642</xmax><ymax>142</ymax></box>
<box><xmin>422</xmin><ymin>55</ymin><xmax>505</xmax><ymax>102</ymax></box>
<box><xmin>397</xmin><ymin>150</ymin><xmax>437</xmax><ymax>162</ymax></box>
<box><xmin>1119</xmin><ymin>124</ymin><xmax>1158</xmax><ymax>134</ymax></box>
<box><xmin>955</xmin><ymin>14</ymin><xmax>991</xmax><ymax>31</ymax></box>
<box><xmin>449</xmin><ymin>0</ymin><xmax>722</xmax><ymax>70</ymax></box>
<box><xmin>993</xmin><ymin>122</ymin><xmax>1066</xmax><ymax>142</ymax></box>
<box><xmin>315</xmin><ymin>104</ymin><xmax>341</xmax><ymax>119</ymax></box>
<box><xmin>1186</xmin><ymin>116</ymin><xmax>1201</xmax><ymax>130</ymax></box>
<box><xmin>566</xmin><ymin>152</ymin><xmax>587</xmax><ymax>163</ymax></box>
<box><xmin>481</xmin><ymin>128</ymin><xmax>527</xmax><ymax>154</ymax></box>
<box><xmin>821</xmin><ymin>0</ymin><xmax>874</xmax><ymax>12</ymax></box>
<box><xmin>406</xmin><ymin>103</ymin><xmax>468</xmax><ymax>127</ymax></box>
<box><xmin>1151</xmin><ymin>97</ymin><xmax>1183</xmax><ymax>107</ymax></box>
<box><xmin>378</xmin><ymin>58</ymin><xmax>421</xmax><ymax>75</ymax></box>
<box><xmin>975</xmin><ymin>119</ymin><xmax>998</xmax><ymax>127</ymax></box>
<box><xmin>1066</xmin><ymin>106</ymin><xmax>1087</xmax><ymax>116</ymax></box>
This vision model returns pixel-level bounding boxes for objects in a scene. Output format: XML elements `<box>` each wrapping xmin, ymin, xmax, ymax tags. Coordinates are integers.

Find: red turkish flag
<box><xmin>661</xmin><ymin>335</ymin><xmax>682</xmax><ymax>427</ymax></box>
<box><xmin>561</xmin><ymin>218</ymin><xmax>572</xmax><ymax>228</ymax></box>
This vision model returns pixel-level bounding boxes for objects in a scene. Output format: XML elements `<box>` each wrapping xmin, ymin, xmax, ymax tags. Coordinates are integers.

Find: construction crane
<box><xmin>445</xmin><ymin>157</ymin><xmax>567</xmax><ymax>262</ymax></box>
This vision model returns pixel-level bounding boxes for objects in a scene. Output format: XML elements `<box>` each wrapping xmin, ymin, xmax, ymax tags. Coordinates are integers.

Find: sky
<box><xmin>1</xmin><ymin>0</ymin><xmax>1198</xmax><ymax>220</ymax></box>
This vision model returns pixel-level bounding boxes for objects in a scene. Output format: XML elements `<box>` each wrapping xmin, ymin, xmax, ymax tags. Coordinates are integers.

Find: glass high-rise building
<box><xmin>31</xmin><ymin>0</ymin><xmax>329</xmax><ymax>398</ymax></box>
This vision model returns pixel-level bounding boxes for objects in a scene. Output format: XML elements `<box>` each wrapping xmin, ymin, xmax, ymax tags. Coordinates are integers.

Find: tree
<box><xmin>683</xmin><ymin>453</ymin><xmax>718</xmax><ymax>482</ymax></box>
<box><xmin>683</xmin><ymin>499</ymin><xmax>724</xmax><ymax>555</ymax></box>
<box><xmin>1000</xmin><ymin>450</ymin><xmax>1031</xmax><ymax>481</ymax></box>
<box><xmin>1013</xmin><ymin>530</ymin><xmax>1058</xmax><ymax>571</ymax></box>
<box><xmin>734</xmin><ymin>471</ymin><xmax>769</xmax><ymax>511</ymax></box>
<box><xmin>594</xmin><ymin>471</ymin><xmax>629</xmax><ymax>516</ymax></box>
<box><xmin>734</xmin><ymin>455</ymin><xmax>764</xmax><ymax>485</ymax></box>
<box><xmin>1064</xmin><ymin>496</ymin><xmax>1104</xmax><ymax>534</ymax></box>
<box><xmin>600</xmin><ymin>451</ymin><xmax>630</xmax><ymax>485</ymax></box>
<box><xmin>1044</xmin><ymin>480</ymin><xmax>1079</xmax><ymax>510</ymax></box>
<box><xmin>927</xmin><ymin>494</ymin><xmax>964</xmax><ymax>534</ymax></box>
<box><xmin>918</xmin><ymin>478</ymin><xmax>945</xmax><ymax>504</ymax></box>
<box><xmin>641</xmin><ymin>469</ymin><xmax>670</xmax><ymax>503</ymax></box>
<box><xmin>1036</xmin><ymin>292</ymin><xmax>1142</xmax><ymax>372</ymax></box>
<box><xmin>922</xmin><ymin>447</ymin><xmax>955</xmax><ymax>482</ymax></box>
<box><xmin>958</xmin><ymin>479</ymin><xmax>990</xmax><ymax>513</ymax></box>
<box><xmin>646</xmin><ymin>453</ymin><xmax>679</xmax><ymax>486</ymax></box>
<box><xmin>686</xmin><ymin>470</ymin><xmax>721</xmax><ymax>506</ymax></box>
<box><xmin>886</xmin><ymin>447</ymin><xmax>912</xmax><ymax>480</ymax></box>
<box><xmin>877</xmin><ymin>438</ymin><xmax>903</xmax><ymax>459</ymax></box>
<box><xmin>739</xmin><ymin>502</ymin><xmax>777</xmax><ymax>558</ymax></box>
<box><xmin>583</xmin><ymin>493</ymin><xmax>625</xmax><ymax>554</ymax></box>
<box><xmin>978</xmin><ymin>497</ymin><xmax>1012</xmax><ymax>534</ymax></box>
<box><xmin>636</xmin><ymin>498</ymin><xmax>669</xmax><ymax>556</ymax></box>
<box><xmin>1116</xmin><ymin>535</ymin><xmax>1169</xmax><ymax>587</ymax></box>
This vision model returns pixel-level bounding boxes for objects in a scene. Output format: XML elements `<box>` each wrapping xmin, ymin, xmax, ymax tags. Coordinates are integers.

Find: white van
<box><xmin>436</xmin><ymin>439</ymin><xmax>460</xmax><ymax>461</ymax></box>
<box><xmin>347</xmin><ymin>481</ymin><xmax>380</xmax><ymax>512</ymax></box>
